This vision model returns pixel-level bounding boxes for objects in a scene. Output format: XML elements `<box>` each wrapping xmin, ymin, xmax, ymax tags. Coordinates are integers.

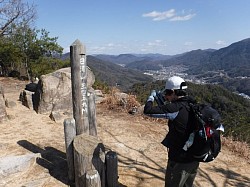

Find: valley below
<box><xmin>144</xmin><ymin>65</ymin><xmax>250</xmax><ymax>99</ymax></box>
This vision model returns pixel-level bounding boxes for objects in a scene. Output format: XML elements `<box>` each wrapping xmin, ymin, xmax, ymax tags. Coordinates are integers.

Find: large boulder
<box><xmin>33</xmin><ymin>67</ymin><xmax>95</xmax><ymax>118</ymax></box>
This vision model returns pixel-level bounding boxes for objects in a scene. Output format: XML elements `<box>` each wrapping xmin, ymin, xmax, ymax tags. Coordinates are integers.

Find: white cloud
<box><xmin>87</xmin><ymin>42</ymin><xmax>127</xmax><ymax>54</ymax></box>
<box><xmin>155</xmin><ymin>40</ymin><xmax>163</xmax><ymax>43</ymax></box>
<box><xmin>216</xmin><ymin>40</ymin><xmax>226</xmax><ymax>45</ymax></box>
<box><xmin>147</xmin><ymin>40</ymin><xmax>164</xmax><ymax>46</ymax></box>
<box><xmin>142</xmin><ymin>9</ymin><xmax>175</xmax><ymax>21</ymax></box>
<box><xmin>107</xmin><ymin>43</ymin><xmax>115</xmax><ymax>47</ymax></box>
<box><xmin>90</xmin><ymin>46</ymin><xmax>107</xmax><ymax>53</ymax></box>
<box><xmin>142</xmin><ymin>9</ymin><xmax>195</xmax><ymax>22</ymax></box>
<box><xmin>63</xmin><ymin>47</ymin><xmax>70</xmax><ymax>53</ymax></box>
<box><xmin>170</xmin><ymin>13</ymin><xmax>196</xmax><ymax>21</ymax></box>
<box><xmin>146</xmin><ymin>40</ymin><xmax>166</xmax><ymax>47</ymax></box>
<box><xmin>140</xmin><ymin>48</ymin><xmax>148</xmax><ymax>52</ymax></box>
<box><xmin>87</xmin><ymin>40</ymin><xmax>169</xmax><ymax>55</ymax></box>
<box><xmin>184</xmin><ymin>42</ymin><xmax>193</xmax><ymax>46</ymax></box>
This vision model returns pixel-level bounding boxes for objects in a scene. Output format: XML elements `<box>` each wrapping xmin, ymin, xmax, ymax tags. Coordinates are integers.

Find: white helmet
<box><xmin>165</xmin><ymin>76</ymin><xmax>187</xmax><ymax>90</ymax></box>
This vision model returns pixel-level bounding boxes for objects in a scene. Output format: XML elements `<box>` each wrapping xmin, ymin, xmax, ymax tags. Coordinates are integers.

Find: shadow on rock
<box><xmin>17</xmin><ymin>140</ymin><xmax>69</xmax><ymax>185</ymax></box>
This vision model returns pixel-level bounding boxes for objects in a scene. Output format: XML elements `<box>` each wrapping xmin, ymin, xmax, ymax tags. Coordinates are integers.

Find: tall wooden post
<box><xmin>86</xmin><ymin>169</ymin><xmax>101</xmax><ymax>187</ymax></box>
<box><xmin>64</xmin><ymin>118</ymin><xmax>76</xmax><ymax>183</ymax></box>
<box><xmin>73</xmin><ymin>134</ymin><xmax>105</xmax><ymax>187</ymax></box>
<box><xmin>88</xmin><ymin>91</ymin><xmax>97</xmax><ymax>136</ymax></box>
<box><xmin>79</xmin><ymin>46</ymin><xmax>89</xmax><ymax>135</ymax></box>
<box><xmin>70</xmin><ymin>39</ymin><xmax>89</xmax><ymax>135</ymax></box>
<box><xmin>106</xmin><ymin>151</ymin><xmax>118</xmax><ymax>187</ymax></box>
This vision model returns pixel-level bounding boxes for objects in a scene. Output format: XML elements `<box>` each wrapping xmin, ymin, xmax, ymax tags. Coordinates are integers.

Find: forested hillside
<box><xmin>129</xmin><ymin>81</ymin><xmax>250</xmax><ymax>144</ymax></box>
<box><xmin>202</xmin><ymin>38</ymin><xmax>250</xmax><ymax>77</ymax></box>
<box><xmin>87</xmin><ymin>55</ymin><xmax>153</xmax><ymax>92</ymax></box>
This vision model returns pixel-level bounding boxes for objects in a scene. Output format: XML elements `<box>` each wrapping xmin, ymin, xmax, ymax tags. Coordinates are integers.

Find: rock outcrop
<box><xmin>20</xmin><ymin>67</ymin><xmax>95</xmax><ymax>123</ymax></box>
<box><xmin>33</xmin><ymin>68</ymin><xmax>73</xmax><ymax>114</ymax></box>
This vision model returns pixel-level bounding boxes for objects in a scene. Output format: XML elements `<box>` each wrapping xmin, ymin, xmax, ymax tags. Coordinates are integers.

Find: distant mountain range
<box><xmin>94</xmin><ymin>53</ymin><xmax>173</xmax><ymax>66</ymax></box>
<box><xmin>62</xmin><ymin>38</ymin><xmax>250</xmax><ymax>94</ymax></box>
<box><xmin>94</xmin><ymin>38</ymin><xmax>250</xmax><ymax>78</ymax></box>
<box><xmin>92</xmin><ymin>38</ymin><xmax>250</xmax><ymax>95</ymax></box>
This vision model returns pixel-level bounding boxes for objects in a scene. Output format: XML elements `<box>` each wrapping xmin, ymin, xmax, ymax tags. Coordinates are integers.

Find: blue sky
<box><xmin>28</xmin><ymin>0</ymin><xmax>250</xmax><ymax>55</ymax></box>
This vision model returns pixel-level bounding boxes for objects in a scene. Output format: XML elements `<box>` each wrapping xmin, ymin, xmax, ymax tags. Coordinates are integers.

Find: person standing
<box><xmin>144</xmin><ymin>76</ymin><xmax>199</xmax><ymax>187</ymax></box>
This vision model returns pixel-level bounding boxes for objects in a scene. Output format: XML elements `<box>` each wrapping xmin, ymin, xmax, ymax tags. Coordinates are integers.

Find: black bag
<box><xmin>184</xmin><ymin>103</ymin><xmax>224</xmax><ymax>162</ymax></box>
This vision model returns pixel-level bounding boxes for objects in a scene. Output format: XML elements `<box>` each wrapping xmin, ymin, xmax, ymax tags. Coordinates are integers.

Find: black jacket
<box><xmin>144</xmin><ymin>96</ymin><xmax>196</xmax><ymax>162</ymax></box>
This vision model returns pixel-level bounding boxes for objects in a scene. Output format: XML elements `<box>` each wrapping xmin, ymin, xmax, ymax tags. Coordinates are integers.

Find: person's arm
<box><xmin>144</xmin><ymin>100</ymin><xmax>179</xmax><ymax>120</ymax></box>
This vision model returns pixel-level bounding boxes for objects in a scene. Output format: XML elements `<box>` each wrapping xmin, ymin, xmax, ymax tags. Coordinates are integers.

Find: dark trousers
<box><xmin>165</xmin><ymin>160</ymin><xmax>199</xmax><ymax>187</ymax></box>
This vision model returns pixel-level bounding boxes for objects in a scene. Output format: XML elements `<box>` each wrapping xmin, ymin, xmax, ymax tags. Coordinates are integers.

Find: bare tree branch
<box><xmin>0</xmin><ymin>0</ymin><xmax>36</xmax><ymax>36</ymax></box>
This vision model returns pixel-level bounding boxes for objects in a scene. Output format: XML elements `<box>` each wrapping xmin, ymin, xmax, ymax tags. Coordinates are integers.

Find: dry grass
<box><xmin>221</xmin><ymin>136</ymin><xmax>250</xmax><ymax>160</ymax></box>
<box><xmin>100</xmin><ymin>87</ymin><xmax>141</xmax><ymax>113</ymax></box>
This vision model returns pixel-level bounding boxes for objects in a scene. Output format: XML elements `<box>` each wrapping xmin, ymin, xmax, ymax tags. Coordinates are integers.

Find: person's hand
<box><xmin>150</xmin><ymin>90</ymin><xmax>156</xmax><ymax>97</ymax></box>
<box><xmin>147</xmin><ymin>90</ymin><xmax>156</xmax><ymax>102</ymax></box>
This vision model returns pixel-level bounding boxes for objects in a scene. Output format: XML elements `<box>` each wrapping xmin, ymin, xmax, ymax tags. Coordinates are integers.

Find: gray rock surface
<box><xmin>0</xmin><ymin>153</ymin><xmax>41</xmax><ymax>185</ymax></box>
<box><xmin>34</xmin><ymin>67</ymin><xmax>95</xmax><ymax>114</ymax></box>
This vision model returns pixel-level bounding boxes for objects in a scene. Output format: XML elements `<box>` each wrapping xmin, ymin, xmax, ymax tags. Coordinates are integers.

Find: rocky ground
<box><xmin>0</xmin><ymin>77</ymin><xmax>249</xmax><ymax>187</ymax></box>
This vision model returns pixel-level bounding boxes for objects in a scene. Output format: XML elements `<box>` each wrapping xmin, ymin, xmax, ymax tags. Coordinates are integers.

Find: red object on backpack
<box><xmin>205</xmin><ymin>125</ymin><xmax>212</xmax><ymax>138</ymax></box>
